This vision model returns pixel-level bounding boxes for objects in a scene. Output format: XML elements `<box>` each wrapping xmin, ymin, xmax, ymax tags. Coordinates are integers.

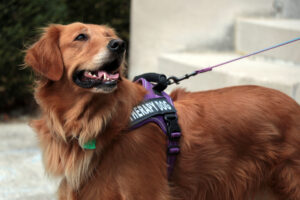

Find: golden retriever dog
<box><xmin>25</xmin><ymin>22</ymin><xmax>300</xmax><ymax>200</ymax></box>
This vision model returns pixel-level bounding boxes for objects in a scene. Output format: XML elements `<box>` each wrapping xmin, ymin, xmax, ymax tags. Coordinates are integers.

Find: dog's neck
<box><xmin>35</xmin><ymin>78</ymin><xmax>144</xmax><ymax>141</ymax></box>
<box><xmin>33</xmin><ymin>78</ymin><xmax>146</xmax><ymax>189</ymax></box>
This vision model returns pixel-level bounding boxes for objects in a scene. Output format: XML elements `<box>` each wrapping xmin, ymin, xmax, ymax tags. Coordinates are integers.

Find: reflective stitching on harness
<box><xmin>130</xmin><ymin>97</ymin><xmax>176</xmax><ymax>127</ymax></box>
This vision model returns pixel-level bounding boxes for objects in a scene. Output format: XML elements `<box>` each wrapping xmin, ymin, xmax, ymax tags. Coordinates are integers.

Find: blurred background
<box><xmin>0</xmin><ymin>0</ymin><xmax>300</xmax><ymax>199</ymax></box>
<box><xmin>129</xmin><ymin>0</ymin><xmax>300</xmax><ymax>103</ymax></box>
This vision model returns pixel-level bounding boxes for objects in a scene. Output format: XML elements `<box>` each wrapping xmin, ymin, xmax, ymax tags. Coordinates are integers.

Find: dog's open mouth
<box><xmin>72</xmin><ymin>59</ymin><xmax>121</xmax><ymax>91</ymax></box>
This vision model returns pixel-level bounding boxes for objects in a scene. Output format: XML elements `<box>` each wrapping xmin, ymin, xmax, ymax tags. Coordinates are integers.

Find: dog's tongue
<box><xmin>98</xmin><ymin>71</ymin><xmax>119</xmax><ymax>80</ymax></box>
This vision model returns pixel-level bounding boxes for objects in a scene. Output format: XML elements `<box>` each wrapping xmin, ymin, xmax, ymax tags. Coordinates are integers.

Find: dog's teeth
<box><xmin>88</xmin><ymin>72</ymin><xmax>92</xmax><ymax>76</ymax></box>
<box><xmin>93</xmin><ymin>74</ymin><xmax>97</xmax><ymax>77</ymax></box>
<box><xmin>104</xmin><ymin>74</ymin><xmax>107</xmax><ymax>80</ymax></box>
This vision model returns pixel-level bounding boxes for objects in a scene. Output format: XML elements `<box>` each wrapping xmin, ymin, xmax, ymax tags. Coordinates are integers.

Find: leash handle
<box><xmin>133</xmin><ymin>73</ymin><xmax>167</xmax><ymax>83</ymax></box>
<box><xmin>133</xmin><ymin>73</ymin><xmax>168</xmax><ymax>92</ymax></box>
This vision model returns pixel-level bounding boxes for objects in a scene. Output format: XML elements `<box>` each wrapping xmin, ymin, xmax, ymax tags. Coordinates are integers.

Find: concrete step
<box><xmin>235</xmin><ymin>18</ymin><xmax>300</xmax><ymax>64</ymax></box>
<box><xmin>0</xmin><ymin>123</ymin><xmax>58</xmax><ymax>200</ymax></box>
<box><xmin>158</xmin><ymin>52</ymin><xmax>300</xmax><ymax>103</ymax></box>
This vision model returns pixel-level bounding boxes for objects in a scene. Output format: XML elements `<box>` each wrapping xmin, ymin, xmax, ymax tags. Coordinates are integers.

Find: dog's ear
<box><xmin>25</xmin><ymin>25</ymin><xmax>64</xmax><ymax>81</ymax></box>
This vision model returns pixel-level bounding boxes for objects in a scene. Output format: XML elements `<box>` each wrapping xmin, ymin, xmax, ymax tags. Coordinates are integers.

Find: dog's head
<box><xmin>25</xmin><ymin>22</ymin><xmax>125</xmax><ymax>93</ymax></box>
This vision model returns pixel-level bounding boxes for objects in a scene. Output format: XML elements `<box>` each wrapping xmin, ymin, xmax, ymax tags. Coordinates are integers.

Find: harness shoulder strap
<box><xmin>130</xmin><ymin>77</ymin><xmax>181</xmax><ymax>178</ymax></box>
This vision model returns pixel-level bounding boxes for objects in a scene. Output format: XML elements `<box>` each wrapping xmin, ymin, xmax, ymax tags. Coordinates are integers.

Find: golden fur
<box><xmin>25</xmin><ymin>23</ymin><xmax>300</xmax><ymax>200</ymax></box>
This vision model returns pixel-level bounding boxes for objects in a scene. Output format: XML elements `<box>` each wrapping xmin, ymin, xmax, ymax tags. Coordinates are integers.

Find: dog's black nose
<box><xmin>107</xmin><ymin>39</ymin><xmax>126</xmax><ymax>53</ymax></box>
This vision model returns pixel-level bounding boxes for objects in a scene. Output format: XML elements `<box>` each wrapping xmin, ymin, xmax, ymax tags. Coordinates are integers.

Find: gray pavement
<box><xmin>0</xmin><ymin>122</ymin><xmax>58</xmax><ymax>200</ymax></box>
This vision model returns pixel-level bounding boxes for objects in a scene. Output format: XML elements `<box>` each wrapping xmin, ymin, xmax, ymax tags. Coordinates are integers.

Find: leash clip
<box><xmin>167</xmin><ymin>71</ymin><xmax>198</xmax><ymax>86</ymax></box>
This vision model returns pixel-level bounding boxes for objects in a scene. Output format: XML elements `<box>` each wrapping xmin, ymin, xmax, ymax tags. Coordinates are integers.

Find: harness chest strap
<box><xmin>130</xmin><ymin>78</ymin><xmax>181</xmax><ymax>178</ymax></box>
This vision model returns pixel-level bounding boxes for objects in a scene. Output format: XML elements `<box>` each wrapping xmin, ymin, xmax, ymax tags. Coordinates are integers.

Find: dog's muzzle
<box><xmin>72</xmin><ymin>39</ymin><xmax>126</xmax><ymax>91</ymax></box>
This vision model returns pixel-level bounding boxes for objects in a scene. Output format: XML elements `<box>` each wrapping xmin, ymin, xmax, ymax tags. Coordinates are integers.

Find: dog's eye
<box><xmin>74</xmin><ymin>34</ymin><xmax>88</xmax><ymax>41</ymax></box>
<box><xmin>103</xmin><ymin>32</ymin><xmax>111</xmax><ymax>37</ymax></box>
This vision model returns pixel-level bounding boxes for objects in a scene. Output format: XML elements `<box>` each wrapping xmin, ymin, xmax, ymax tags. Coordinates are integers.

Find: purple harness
<box><xmin>130</xmin><ymin>78</ymin><xmax>181</xmax><ymax>178</ymax></box>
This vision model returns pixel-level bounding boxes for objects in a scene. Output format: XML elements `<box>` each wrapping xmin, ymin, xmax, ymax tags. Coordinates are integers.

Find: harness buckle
<box><xmin>164</xmin><ymin>113</ymin><xmax>181</xmax><ymax>155</ymax></box>
<box><xmin>164</xmin><ymin>113</ymin><xmax>181</xmax><ymax>139</ymax></box>
<box><xmin>168</xmin><ymin>146</ymin><xmax>180</xmax><ymax>155</ymax></box>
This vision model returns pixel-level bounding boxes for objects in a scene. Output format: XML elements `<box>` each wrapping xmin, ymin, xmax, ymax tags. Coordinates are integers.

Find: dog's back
<box><xmin>170</xmin><ymin>85</ymin><xmax>300</xmax><ymax>200</ymax></box>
